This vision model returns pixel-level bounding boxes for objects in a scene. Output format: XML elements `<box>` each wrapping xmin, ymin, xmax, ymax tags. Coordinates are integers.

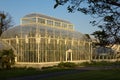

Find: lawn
<box><xmin>0</xmin><ymin>67</ymin><xmax>70</xmax><ymax>80</ymax></box>
<box><xmin>0</xmin><ymin>62</ymin><xmax>120</xmax><ymax>80</ymax></box>
<box><xmin>0</xmin><ymin>68</ymin><xmax>120</xmax><ymax>80</ymax></box>
<box><xmin>42</xmin><ymin>70</ymin><xmax>120</xmax><ymax>80</ymax></box>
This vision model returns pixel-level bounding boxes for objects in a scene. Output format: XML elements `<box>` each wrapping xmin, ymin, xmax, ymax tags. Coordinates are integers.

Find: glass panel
<box><xmin>22</xmin><ymin>18</ymin><xmax>36</xmax><ymax>24</ymax></box>
<box><xmin>62</xmin><ymin>23</ymin><xmax>67</xmax><ymax>28</ymax></box>
<box><xmin>69</xmin><ymin>25</ymin><xmax>73</xmax><ymax>29</ymax></box>
<box><xmin>38</xmin><ymin>18</ymin><xmax>45</xmax><ymax>24</ymax></box>
<box><xmin>47</xmin><ymin>20</ymin><xmax>53</xmax><ymax>26</ymax></box>
<box><xmin>55</xmin><ymin>22</ymin><xmax>61</xmax><ymax>27</ymax></box>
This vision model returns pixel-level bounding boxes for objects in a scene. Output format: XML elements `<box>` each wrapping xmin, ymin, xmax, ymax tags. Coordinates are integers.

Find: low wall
<box><xmin>14</xmin><ymin>62</ymin><xmax>59</xmax><ymax>68</ymax></box>
<box><xmin>14</xmin><ymin>60</ymin><xmax>90</xmax><ymax>68</ymax></box>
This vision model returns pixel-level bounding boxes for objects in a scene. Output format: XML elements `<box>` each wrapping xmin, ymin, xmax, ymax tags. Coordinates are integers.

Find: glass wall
<box><xmin>21</xmin><ymin>17</ymin><xmax>74</xmax><ymax>31</ymax></box>
<box><xmin>22</xmin><ymin>18</ymin><xmax>36</xmax><ymax>24</ymax></box>
<box><xmin>3</xmin><ymin>36</ymin><xmax>91</xmax><ymax>63</ymax></box>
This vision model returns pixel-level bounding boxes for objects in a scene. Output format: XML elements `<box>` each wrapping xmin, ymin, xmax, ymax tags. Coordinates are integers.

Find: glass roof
<box><xmin>1</xmin><ymin>24</ymin><xmax>86</xmax><ymax>40</ymax></box>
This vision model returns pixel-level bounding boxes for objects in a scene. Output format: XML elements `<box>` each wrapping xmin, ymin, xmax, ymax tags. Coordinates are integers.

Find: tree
<box><xmin>84</xmin><ymin>34</ymin><xmax>92</xmax><ymax>42</ymax></box>
<box><xmin>54</xmin><ymin>0</ymin><xmax>120</xmax><ymax>44</ymax></box>
<box><xmin>91</xmin><ymin>30</ymin><xmax>109</xmax><ymax>46</ymax></box>
<box><xmin>0</xmin><ymin>11</ymin><xmax>13</xmax><ymax>36</ymax></box>
<box><xmin>0</xmin><ymin>49</ymin><xmax>15</xmax><ymax>69</ymax></box>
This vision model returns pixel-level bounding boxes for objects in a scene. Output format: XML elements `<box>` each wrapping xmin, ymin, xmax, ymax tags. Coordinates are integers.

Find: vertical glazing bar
<box><xmin>71</xmin><ymin>52</ymin><xmax>72</xmax><ymax>61</ymax></box>
<box><xmin>66</xmin><ymin>51</ymin><xmax>67</xmax><ymax>61</ymax></box>
<box><xmin>38</xmin><ymin>43</ymin><xmax>39</xmax><ymax>63</ymax></box>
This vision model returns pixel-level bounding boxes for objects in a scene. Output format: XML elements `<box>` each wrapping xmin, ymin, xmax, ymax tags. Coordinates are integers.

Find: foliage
<box><xmin>54</xmin><ymin>0</ymin><xmax>120</xmax><ymax>44</ymax></box>
<box><xmin>57</xmin><ymin>62</ymin><xmax>77</xmax><ymax>68</ymax></box>
<box><xmin>0</xmin><ymin>49</ymin><xmax>15</xmax><ymax>69</ymax></box>
<box><xmin>41</xmin><ymin>66</ymin><xmax>55</xmax><ymax>70</ymax></box>
<box><xmin>84</xmin><ymin>34</ymin><xmax>92</xmax><ymax>42</ymax></box>
<box><xmin>0</xmin><ymin>11</ymin><xmax>13</xmax><ymax>36</ymax></box>
<box><xmin>91</xmin><ymin>30</ymin><xmax>109</xmax><ymax>46</ymax></box>
<box><xmin>79</xmin><ymin>61</ymin><xmax>120</xmax><ymax>67</ymax></box>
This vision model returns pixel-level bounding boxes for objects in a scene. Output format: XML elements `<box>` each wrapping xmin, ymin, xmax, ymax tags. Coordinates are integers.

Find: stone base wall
<box><xmin>13</xmin><ymin>60</ymin><xmax>90</xmax><ymax>68</ymax></box>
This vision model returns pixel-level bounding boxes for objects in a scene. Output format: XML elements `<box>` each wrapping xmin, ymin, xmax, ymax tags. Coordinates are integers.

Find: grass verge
<box><xmin>42</xmin><ymin>69</ymin><xmax>120</xmax><ymax>80</ymax></box>
<box><xmin>0</xmin><ymin>67</ymin><xmax>70</xmax><ymax>80</ymax></box>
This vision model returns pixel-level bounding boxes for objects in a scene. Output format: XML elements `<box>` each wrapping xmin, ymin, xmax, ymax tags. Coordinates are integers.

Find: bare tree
<box><xmin>0</xmin><ymin>11</ymin><xmax>13</xmax><ymax>36</ymax></box>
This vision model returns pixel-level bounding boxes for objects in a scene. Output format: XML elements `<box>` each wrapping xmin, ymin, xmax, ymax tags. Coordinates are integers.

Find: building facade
<box><xmin>1</xmin><ymin>13</ymin><xmax>92</xmax><ymax>67</ymax></box>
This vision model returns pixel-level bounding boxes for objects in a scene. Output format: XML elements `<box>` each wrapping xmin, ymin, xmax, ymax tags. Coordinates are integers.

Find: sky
<box><xmin>0</xmin><ymin>0</ymin><xmax>98</xmax><ymax>34</ymax></box>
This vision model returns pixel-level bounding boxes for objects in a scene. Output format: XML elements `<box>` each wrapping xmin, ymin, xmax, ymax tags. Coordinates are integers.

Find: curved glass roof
<box><xmin>1</xmin><ymin>24</ymin><xmax>86</xmax><ymax>40</ymax></box>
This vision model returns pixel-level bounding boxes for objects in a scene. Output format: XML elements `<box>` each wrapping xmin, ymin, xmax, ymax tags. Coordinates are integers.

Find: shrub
<box><xmin>79</xmin><ymin>61</ymin><xmax>120</xmax><ymax>67</ymax></box>
<box><xmin>0</xmin><ymin>49</ymin><xmax>15</xmax><ymax>69</ymax></box>
<box><xmin>41</xmin><ymin>66</ymin><xmax>54</xmax><ymax>70</ymax></box>
<box><xmin>58</xmin><ymin>62</ymin><xmax>77</xmax><ymax>68</ymax></box>
<box><xmin>78</xmin><ymin>62</ymin><xmax>90</xmax><ymax>66</ymax></box>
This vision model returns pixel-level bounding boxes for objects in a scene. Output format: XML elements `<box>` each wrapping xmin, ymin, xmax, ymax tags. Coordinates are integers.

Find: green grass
<box><xmin>1</xmin><ymin>68</ymin><xmax>120</xmax><ymax>80</ymax></box>
<box><xmin>42</xmin><ymin>70</ymin><xmax>120</xmax><ymax>80</ymax></box>
<box><xmin>0</xmin><ymin>68</ymin><xmax>39</xmax><ymax>79</ymax></box>
<box><xmin>0</xmin><ymin>67</ymin><xmax>70</xmax><ymax>80</ymax></box>
<box><xmin>1</xmin><ymin>61</ymin><xmax>120</xmax><ymax>80</ymax></box>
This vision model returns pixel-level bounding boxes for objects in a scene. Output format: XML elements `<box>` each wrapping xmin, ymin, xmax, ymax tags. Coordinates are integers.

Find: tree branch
<box><xmin>106</xmin><ymin>1</ymin><xmax>120</xmax><ymax>7</ymax></box>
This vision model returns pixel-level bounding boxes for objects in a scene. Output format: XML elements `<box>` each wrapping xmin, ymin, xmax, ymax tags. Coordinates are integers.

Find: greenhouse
<box><xmin>1</xmin><ymin>13</ymin><xmax>92</xmax><ymax>64</ymax></box>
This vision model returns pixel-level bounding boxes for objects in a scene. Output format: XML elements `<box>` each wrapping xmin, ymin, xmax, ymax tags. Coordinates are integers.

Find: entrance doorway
<box><xmin>66</xmin><ymin>49</ymin><xmax>72</xmax><ymax>61</ymax></box>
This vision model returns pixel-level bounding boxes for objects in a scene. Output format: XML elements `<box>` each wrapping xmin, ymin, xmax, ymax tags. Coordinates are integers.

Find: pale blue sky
<box><xmin>0</xmin><ymin>0</ymin><xmax>98</xmax><ymax>34</ymax></box>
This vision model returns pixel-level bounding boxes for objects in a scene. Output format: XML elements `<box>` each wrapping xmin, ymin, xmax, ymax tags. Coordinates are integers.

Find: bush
<box><xmin>0</xmin><ymin>49</ymin><xmax>15</xmax><ymax>69</ymax></box>
<box><xmin>79</xmin><ymin>61</ymin><xmax>120</xmax><ymax>67</ymax></box>
<box><xmin>78</xmin><ymin>62</ymin><xmax>90</xmax><ymax>66</ymax></box>
<box><xmin>58</xmin><ymin>62</ymin><xmax>77</xmax><ymax>68</ymax></box>
<box><xmin>41</xmin><ymin>66</ymin><xmax>54</xmax><ymax>70</ymax></box>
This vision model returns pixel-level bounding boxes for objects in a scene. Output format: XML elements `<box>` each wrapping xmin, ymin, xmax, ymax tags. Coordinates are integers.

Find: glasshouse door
<box><xmin>66</xmin><ymin>49</ymin><xmax>72</xmax><ymax>61</ymax></box>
